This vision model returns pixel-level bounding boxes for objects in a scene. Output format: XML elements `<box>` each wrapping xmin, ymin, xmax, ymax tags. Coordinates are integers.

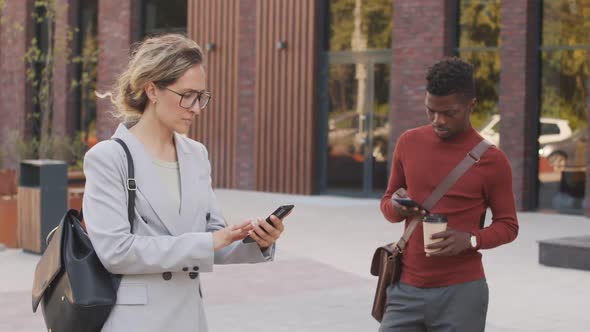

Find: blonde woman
<box><xmin>83</xmin><ymin>34</ymin><xmax>286</xmax><ymax>332</ymax></box>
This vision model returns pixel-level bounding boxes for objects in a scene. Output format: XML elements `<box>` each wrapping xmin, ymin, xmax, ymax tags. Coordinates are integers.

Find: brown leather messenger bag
<box><xmin>370</xmin><ymin>139</ymin><xmax>492</xmax><ymax>322</ymax></box>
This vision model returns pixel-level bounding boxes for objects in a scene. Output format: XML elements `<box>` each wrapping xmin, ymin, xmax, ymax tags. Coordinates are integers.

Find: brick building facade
<box><xmin>1</xmin><ymin>0</ymin><xmax>588</xmax><ymax>215</ymax></box>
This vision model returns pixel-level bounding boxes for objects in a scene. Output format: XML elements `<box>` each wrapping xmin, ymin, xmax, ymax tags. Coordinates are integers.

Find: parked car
<box><xmin>328</xmin><ymin>111</ymin><xmax>389</xmax><ymax>156</ymax></box>
<box><xmin>479</xmin><ymin>114</ymin><xmax>573</xmax><ymax>146</ymax></box>
<box><xmin>539</xmin><ymin>129</ymin><xmax>588</xmax><ymax>170</ymax></box>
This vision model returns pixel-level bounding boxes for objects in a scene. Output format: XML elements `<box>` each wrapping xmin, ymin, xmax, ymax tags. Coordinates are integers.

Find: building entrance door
<box><xmin>321</xmin><ymin>50</ymin><xmax>391</xmax><ymax>196</ymax></box>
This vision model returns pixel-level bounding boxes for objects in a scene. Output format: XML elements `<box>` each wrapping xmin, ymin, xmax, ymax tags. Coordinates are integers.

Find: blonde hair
<box><xmin>98</xmin><ymin>34</ymin><xmax>204</xmax><ymax>123</ymax></box>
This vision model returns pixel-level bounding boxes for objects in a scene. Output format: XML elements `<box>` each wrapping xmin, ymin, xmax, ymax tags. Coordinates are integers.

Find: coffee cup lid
<box><xmin>423</xmin><ymin>214</ymin><xmax>447</xmax><ymax>223</ymax></box>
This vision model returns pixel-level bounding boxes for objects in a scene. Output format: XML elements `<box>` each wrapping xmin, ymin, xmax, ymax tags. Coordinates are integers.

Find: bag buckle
<box><xmin>394</xmin><ymin>243</ymin><xmax>403</xmax><ymax>254</ymax></box>
<box><xmin>127</xmin><ymin>178</ymin><xmax>137</xmax><ymax>191</ymax></box>
<box><xmin>46</xmin><ymin>226</ymin><xmax>59</xmax><ymax>245</ymax></box>
<box><xmin>468</xmin><ymin>151</ymin><xmax>480</xmax><ymax>163</ymax></box>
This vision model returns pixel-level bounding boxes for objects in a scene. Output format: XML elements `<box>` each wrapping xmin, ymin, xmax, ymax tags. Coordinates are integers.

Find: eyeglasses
<box><xmin>163</xmin><ymin>87</ymin><xmax>211</xmax><ymax>110</ymax></box>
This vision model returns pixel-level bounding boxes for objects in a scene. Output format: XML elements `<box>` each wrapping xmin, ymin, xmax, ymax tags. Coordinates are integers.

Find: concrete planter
<box><xmin>539</xmin><ymin>236</ymin><xmax>590</xmax><ymax>271</ymax></box>
<box><xmin>0</xmin><ymin>196</ymin><xmax>18</xmax><ymax>248</ymax></box>
<box><xmin>0</xmin><ymin>169</ymin><xmax>17</xmax><ymax>196</ymax></box>
<box><xmin>0</xmin><ymin>187</ymin><xmax>83</xmax><ymax>250</ymax></box>
<box><xmin>67</xmin><ymin>169</ymin><xmax>85</xmax><ymax>188</ymax></box>
<box><xmin>68</xmin><ymin>188</ymin><xmax>83</xmax><ymax>211</ymax></box>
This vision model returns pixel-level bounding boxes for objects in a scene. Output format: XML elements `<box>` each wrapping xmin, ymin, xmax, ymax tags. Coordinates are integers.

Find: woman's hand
<box><xmin>212</xmin><ymin>220</ymin><xmax>253</xmax><ymax>251</ymax></box>
<box><xmin>248</xmin><ymin>215</ymin><xmax>286</xmax><ymax>250</ymax></box>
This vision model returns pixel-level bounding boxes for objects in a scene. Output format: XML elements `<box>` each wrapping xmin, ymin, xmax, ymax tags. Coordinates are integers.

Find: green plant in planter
<box><xmin>54</xmin><ymin>132</ymin><xmax>87</xmax><ymax>171</ymax></box>
<box><xmin>71</xmin><ymin>22</ymin><xmax>99</xmax><ymax>145</ymax></box>
<box><xmin>1</xmin><ymin>1</ymin><xmax>92</xmax><ymax>169</ymax></box>
<box><xmin>5</xmin><ymin>130</ymin><xmax>40</xmax><ymax>165</ymax></box>
<box><xmin>23</xmin><ymin>0</ymin><xmax>69</xmax><ymax>158</ymax></box>
<box><xmin>5</xmin><ymin>129</ymin><xmax>87</xmax><ymax>171</ymax></box>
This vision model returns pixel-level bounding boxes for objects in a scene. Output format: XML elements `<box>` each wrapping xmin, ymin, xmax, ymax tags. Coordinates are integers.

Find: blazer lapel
<box><xmin>112</xmin><ymin>125</ymin><xmax>184</xmax><ymax>236</ymax></box>
<box><xmin>175</xmin><ymin>132</ymin><xmax>208</xmax><ymax>227</ymax></box>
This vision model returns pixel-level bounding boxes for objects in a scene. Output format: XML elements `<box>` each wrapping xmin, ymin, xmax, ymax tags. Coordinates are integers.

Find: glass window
<box><xmin>457</xmin><ymin>0</ymin><xmax>501</xmax><ymax>139</ymax></box>
<box><xmin>74</xmin><ymin>0</ymin><xmax>99</xmax><ymax>148</ymax></box>
<box><xmin>27</xmin><ymin>3</ymin><xmax>52</xmax><ymax>140</ymax></box>
<box><xmin>458</xmin><ymin>0</ymin><xmax>501</xmax><ymax>48</ymax></box>
<box><xmin>538</xmin><ymin>0</ymin><xmax>590</xmax><ymax>215</ymax></box>
<box><xmin>372</xmin><ymin>63</ymin><xmax>391</xmax><ymax>192</ymax></box>
<box><xmin>541</xmin><ymin>123</ymin><xmax>561</xmax><ymax>136</ymax></box>
<box><xmin>328</xmin><ymin>0</ymin><xmax>392</xmax><ymax>51</ymax></box>
<box><xmin>327</xmin><ymin>64</ymin><xmax>364</xmax><ymax>192</ymax></box>
<box><xmin>142</xmin><ymin>0</ymin><xmax>187</xmax><ymax>37</ymax></box>
<box><xmin>542</xmin><ymin>0</ymin><xmax>590</xmax><ymax>46</ymax></box>
<box><xmin>460</xmin><ymin>50</ymin><xmax>501</xmax><ymax>132</ymax></box>
<box><xmin>323</xmin><ymin>0</ymin><xmax>393</xmax><ymax>196</ymax></box>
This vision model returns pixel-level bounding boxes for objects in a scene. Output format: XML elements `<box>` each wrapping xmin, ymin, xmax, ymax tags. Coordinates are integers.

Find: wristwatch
<box><xmin>470</xmin><ymin>235</ymin><xmax>478</xmax><ymax>249</ymax></box>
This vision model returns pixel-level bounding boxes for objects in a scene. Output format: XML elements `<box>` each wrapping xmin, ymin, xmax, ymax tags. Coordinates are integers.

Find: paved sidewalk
<box><xmin>1</xmin><ymin>189</ymin><xmax>589</xmax><ymax>331</ymax></box>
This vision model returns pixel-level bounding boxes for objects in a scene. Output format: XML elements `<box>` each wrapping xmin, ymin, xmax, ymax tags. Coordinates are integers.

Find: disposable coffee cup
<box><xmin>423</xmin><ymin>214</ymin><xmax>448</xmax><ymax>254</ymax></box>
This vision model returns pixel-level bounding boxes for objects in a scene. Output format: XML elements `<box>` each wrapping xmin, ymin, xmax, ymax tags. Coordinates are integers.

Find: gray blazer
<box><xmin>83</xmin><ymin>124</ymin><xmax>273</xmax><ymax>332</ymax></box>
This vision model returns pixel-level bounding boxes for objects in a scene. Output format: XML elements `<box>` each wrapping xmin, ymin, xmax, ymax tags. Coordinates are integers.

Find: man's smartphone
<box><xmin>243</xmin><ymin>205</ymin><xmax>294</xmax><ymax>243</ymax></box>
<box><xmin>393</xmin><ymin>197</ymin><xmax>429</xmax><ymax>213</ymax></box>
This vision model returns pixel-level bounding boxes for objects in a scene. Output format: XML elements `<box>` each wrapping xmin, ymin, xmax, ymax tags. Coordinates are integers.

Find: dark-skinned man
<box><xmin>379</xmin><ymin>57</ymin><xmax>518</xmax><ymax>332</ymax></box>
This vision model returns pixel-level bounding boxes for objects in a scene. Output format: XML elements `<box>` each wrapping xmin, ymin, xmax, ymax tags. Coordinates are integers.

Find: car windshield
<box><xmin>541</xmin><ymin>123</ymin><xmax>561</xmax><ymax>135</ymax></box>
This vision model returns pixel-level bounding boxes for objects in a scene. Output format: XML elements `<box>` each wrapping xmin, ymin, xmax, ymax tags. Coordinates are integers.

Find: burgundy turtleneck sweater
<box><xmin>380</xmin><ymin>125</ymin><xmax>518</xmax><ymax>288</ymax></box>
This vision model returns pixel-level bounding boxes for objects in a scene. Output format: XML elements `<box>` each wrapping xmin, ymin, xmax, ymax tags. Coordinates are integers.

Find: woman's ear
<box><xmin>145</xmin><ymin>82</ymin><xmax>158</xmax><ymax>104</ymax></box>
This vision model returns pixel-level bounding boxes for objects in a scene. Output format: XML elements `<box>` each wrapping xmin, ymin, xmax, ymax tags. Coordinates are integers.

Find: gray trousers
<box><xmin>379</xmin><ymin>279</ymin><xmax>489</xmax><ymax>332</ymax></box>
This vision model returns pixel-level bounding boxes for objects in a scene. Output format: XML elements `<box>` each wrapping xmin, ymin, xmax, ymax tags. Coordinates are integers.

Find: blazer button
<box><xmin>193</xmin><ymin>266</ymin><xmax>199</xmax><ymax>272</ymax></box>
<box><xmin>162</xmin><ymin>272</ymin><xmax>172</xmax><ymax>280</ymax></box>
<box><xmin>189</xmin><ymin>272</ymin><xmax>199</xmax><ymax>279</ymax></box>
<box><xmin>182</xmin><ymin>267</ymin><xmax>189</xmax><ymax>272</ymax></box>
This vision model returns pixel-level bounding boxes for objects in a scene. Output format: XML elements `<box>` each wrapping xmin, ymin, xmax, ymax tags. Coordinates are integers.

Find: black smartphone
<box><xmin>393</xmin><ymin>197</ymin><xmax>428</xmax><ymax>213</ymax></box>
<box><xmin>265</xmin><ymin>204</ymin><xmax>294</xmax><ymax>225</ymax></box>
<box><xmin>243</xmin><ymin>204</ymin><xmax>294</xmax><ymax>243</ymax></box>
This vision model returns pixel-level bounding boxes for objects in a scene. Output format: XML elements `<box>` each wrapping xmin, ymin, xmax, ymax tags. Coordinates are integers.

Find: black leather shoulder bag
<box><xmin>32</xmin><ymin>138</ymin><xmax>136</xmax><ymax>332</ymax></box>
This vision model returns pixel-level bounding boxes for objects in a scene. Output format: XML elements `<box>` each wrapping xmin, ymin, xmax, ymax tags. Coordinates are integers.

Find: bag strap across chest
<box><xmin>394</xmin><ymin>139</ymin><xmax>493</xmax><ymax>252</ymax></box>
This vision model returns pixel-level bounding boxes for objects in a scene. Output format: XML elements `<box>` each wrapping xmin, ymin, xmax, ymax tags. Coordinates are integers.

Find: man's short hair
<box><xmin>426</xmin><ymin>57</ymin><xmax>475</xmax><ymax>100</ymax></box>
